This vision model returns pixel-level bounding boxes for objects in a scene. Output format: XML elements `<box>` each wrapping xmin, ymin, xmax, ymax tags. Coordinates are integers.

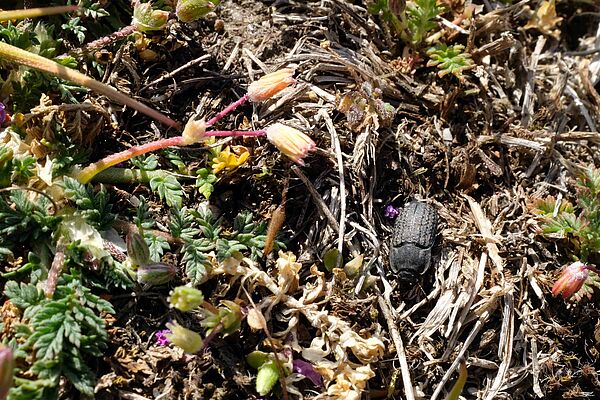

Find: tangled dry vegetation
<box><xmin>1</xmin><ymin>0</ymin><xmax>600</xmax><ymax>399</ymax></box>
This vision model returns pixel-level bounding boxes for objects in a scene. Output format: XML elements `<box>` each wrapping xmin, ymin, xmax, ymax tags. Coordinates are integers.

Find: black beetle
<box><xmin>389</xmin><ymin>200</ymin><xmax>439</xmax><ymax>283</ymax></box>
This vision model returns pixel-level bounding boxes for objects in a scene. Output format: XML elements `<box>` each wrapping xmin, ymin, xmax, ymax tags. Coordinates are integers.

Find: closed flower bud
<box><xmin>132</xmin><ymin>1</ymin><xmax>170</xmax><ymax>31</ymax></box>
<box><xmin>201</xmin><ymin>300</ymin><xmax>243</xmax><ymax>334</ymax></box>
<box><xmin>265</xmin><ymin>123</ymin><xmax>316</xmax><ymax>166</ymax></box>
<box><xmin>0</xmin><ymin>346</ymin><xmax>14</xmax><ymax>400</ymax></box>
<box><xmin>169</xmin><ymin>286</ymin><xmax>204</xmax><ymax>312</ymax></box>
<box><xmin>126</xmin><ymin>231</ymin><xmax>150</xmax><ymax>267</ymax></box>
<box><xmin>137</xmin><ymin>262</ymin><xmax>177</xmax><ymax>286</ymax></box>
<box><xmin>256</xmin><ymin>360</ymin><xmax>280</xmax><ymax>396</ymax></box>
<box><xmin>176</xmin><ymin>0</ymin><xmax>217</xmax><ymax>23</ymax></box>
<box><xmin>552</xmin><ymin>261</ymin><xmax>589</xmax><ymax>299</ymax></box>
<box><xmin>181</xmin><ymin>118</ymin><xmax>207</xmax><ymax>145</ymax></box>
<box><xmin>165</xmin><ymin>321</ymin><xmax>203</xmax><ymax>353</ymax></box>
<box><xmin>247</xmin><ymin>68</ymin><xmax>296</xmax><ymax>102</ymax></box>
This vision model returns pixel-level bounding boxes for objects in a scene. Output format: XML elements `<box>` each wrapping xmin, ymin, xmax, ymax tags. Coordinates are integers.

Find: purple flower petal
<box><xmin>384</xmin><ymin>204</ymin><xmax>399</xmax><ymax>219</ymax></box>
<box><xmin>293</xmin><ymin>359</ymin><xmax>322</xmax><ymax>387</ymax></box>
<box><xmin>155</xmin><ymin>329</ymin><xmax>171</xmax><ymax>346</ymax></box>
<box><xmin>0</xmin><ymin>103</ymin><xmax>6</xmax><ymax>125</ymax></box>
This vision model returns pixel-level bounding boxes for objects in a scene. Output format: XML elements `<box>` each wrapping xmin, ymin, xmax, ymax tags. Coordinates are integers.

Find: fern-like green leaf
<box><xmin>144</xmin><ymin>233</ymin><xmax>170</xmax><ymax>262</ymax></box>
<box><xmin>182</xmin><ymin>238</ymin><xmax>213</xmax><ymax>285</ymax></box>
<box><xmin>12</xmin><ymin>276</ymin><xmax>114</xmax><ymax>397</ymax></box>
<box><xmin>4</xmin><ymin>281</ymin><xmax>44</xmax><ymax>310</ymax></box>
<box><xmin>149</xmin><ymin>174</ymin><xmax>183</xmax><ymax>208</ymax></box>
<box><xmin>62</xmin><ymin>176</ymin><xmax>114</xmax><ymax>229</ymax></box>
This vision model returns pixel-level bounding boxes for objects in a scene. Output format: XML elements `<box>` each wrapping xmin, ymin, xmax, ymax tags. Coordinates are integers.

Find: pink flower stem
<box><xmin>205</xmin><ymin>94</ymin><xmax>249</xmax><ymax>127</ymax></box>
<box><xmin>77</xmin><ymin>126</ymin><xmax>266</xmax><ymax>184</ymax></box>
<box><xmin>77</xmin><ymin>136</ymin><xmax>185</xmax><ymax>183</ymax></box>
<box><xmin>206</xmin><ymin>129</ymin><xmax>266</xmax><ymax>137</ymax></box>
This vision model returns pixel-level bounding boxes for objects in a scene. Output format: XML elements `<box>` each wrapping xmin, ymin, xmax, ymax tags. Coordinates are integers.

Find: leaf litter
<box><xmin>1</xmin><ymin>0</ymin><xmax>600</xmax><ymax>399</ymax></box>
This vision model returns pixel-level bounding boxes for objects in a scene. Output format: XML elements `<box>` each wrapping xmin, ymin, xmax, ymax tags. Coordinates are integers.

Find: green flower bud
<box><xmin>137</xmin><ymin>262</ymin><xmax>177</xmax><ymax>286</ymax></box>
<box><xmin>0</xmin><ymin>346</ymin><xmax>14</xmax><ymax>400</ymax></box>
<box><xmin>246</xmin><ymin>351</ymin><xmax>269</xmax><ymax>369</ymax></box>
<box><xmin>169</xmin><ymin>286</ymin><xmax>204</xmax><ymax>312</ymax></box>
<box><xmin>132</xmin><ymin>1</ymin><xmax>170</xmax><ymax>31</ymax></box>
<box><xmin>256</xmin><ymin>360</ymin><xmax>280</xmax><ymax>396</ymax></box>
<box><xmin>126</xmin><ymin>231</ymin><xmax>150</xmax><ymax>267</ymax></box>
<box><xmin>176</xmin><ymin>0</ymin><xmax>218</xmax><ymax>23</ymax></box>
<box><xmin>165</xmin><ymin>321</ymin><xmax>203</xmax><ymax>353</ymax></box>
<box><xmin>201</xmin><ymin>300</ymin><xmax>242</xmax><ymax>335</ymax></box>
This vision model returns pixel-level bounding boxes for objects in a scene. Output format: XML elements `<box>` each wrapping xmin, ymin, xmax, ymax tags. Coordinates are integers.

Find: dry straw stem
<box><xmin>0</xmin><ymin>5</ymin><xmax>79</xmax><ymax>22</ymax></box>
<box><xmin>0</xmin><ymin>42</ymin><xmax>179</xmax><ymax>129</ymax></box>
<box><xmin>318</xmin><ymin>109</ymin><xmax>346</xmax><ymax>268</ymax></box>
<box><xmin>377</xmin><ymin>294</ymin><xmax>415</xmax><ymax>400</ymax></box>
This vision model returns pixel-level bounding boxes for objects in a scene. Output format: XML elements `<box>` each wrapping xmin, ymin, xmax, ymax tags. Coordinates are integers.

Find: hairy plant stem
<box><xmin>92</xmin><ymin>168</ymin><xmax>188</xmax><ymax>184</ymax></box>
<box><xmin>0</xmin><ymin>5</ymin><xmax>79</xmax><ymax>22</ymax></box>
<box><xmin>77</xmin><ymin>129</ymin><xmax>266</xmax><ymax>183</ymax></box>
<box><xmin>0</xmin><ymin>41</ymin><xmax>180</xmax><ymax>129</ymax></box>
<box><xmin>76</xmin><ymin>136</ymin><xmax>185</xmax><ymax>183</ymax></box>
<box><xmin>205</xmin><ymin>94</ymin><xmax>249</xmax><ymax>127</ymax></box>
<box><xmin>80</xmin><ymin>25</ymin><xmax>138</xmax><ymax>54</ymax></box>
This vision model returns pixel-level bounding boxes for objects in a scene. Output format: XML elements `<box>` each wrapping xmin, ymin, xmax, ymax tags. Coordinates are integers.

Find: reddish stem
<box><xmin>205</xmin><ymin>94</ymin><xmax>249</xmax><ymax>127</ymax></box>
<box><xmin>77</xmin><ymin>136</ymin><xmax>185</xmax><ymax>183</ymax></box>
<box><xmin>206</xmin><ymin>129</ymin><xmax>266</xmax><ymax>137</ymax></box>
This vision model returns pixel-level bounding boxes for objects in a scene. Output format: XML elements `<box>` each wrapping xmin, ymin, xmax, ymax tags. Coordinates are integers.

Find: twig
<box><xmin>319</xmin><ymin>109</ymin><xmax>346</xmax><ymax>268</ymax></box>
<box><xmin>430</xmin><ymin>298</ymin><xmax>497</xmax><ymax>400</ymax></box>
<box><xmin>377</xmin><ymin>294</ymin><xmax>415</xmax><ymax>400</ymax></box>
<box><xmin>465</xmin><ymin>195</ymin><xmax>504</xmax><ymax>272</ymax></box>
<box><xmin>565</xmin><ymin>84</ymin><xmax>597</xmax><ymax>132</ymax></box>
<box><xmin>565</xmin><ymin>47</ymin><xmax>600</xmax><ymax>56</ymax></box>
<box><xmin>441</xmin><ymin>252</ymin><xmax>487</xmax><ymax>360</ymax></box>
<box><xmin>530</xmin><ymin>336</ymin><xmax>544</xmax><ymax>397</ymax></box>
<box><xmin>142</xmin><ymin>54</ymin><xmax>212</xmax><ymax>90</ymax></box>
<box><xmin>291</xmin><ymin>165</ymin><xmax>340</xmax><ymax>232</ymax></box>
<box><xmin>483</xmin><ymin>289</ymin><xmax>514</xmax><ymax>400</ymax></box>
<box><xmin>521</xmin><ymin>36</ymin><xmax>546</xmax><ymax>127</ymax></box>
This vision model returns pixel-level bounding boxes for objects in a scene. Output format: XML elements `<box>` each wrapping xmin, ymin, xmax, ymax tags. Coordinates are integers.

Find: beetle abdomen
<box><xmin>389</xmin><ymin>201</ymin><xmax>439</xmax><ymax>281</ymax></box>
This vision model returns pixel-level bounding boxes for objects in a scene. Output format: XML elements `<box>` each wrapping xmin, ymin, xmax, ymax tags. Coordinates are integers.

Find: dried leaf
<box><xmin>524</xmin><ymin>0</ymin><xmax>562</xmax><ymax>38</ymax></box>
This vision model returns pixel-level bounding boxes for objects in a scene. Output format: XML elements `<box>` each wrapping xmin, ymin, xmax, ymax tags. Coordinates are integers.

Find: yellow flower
<box><xmin>265</xmin><ymin>123</ymin><xmax>316</xmax><ymax>166</ymax></box>
<box><xmin>211</xmin><ymin>145</ymin><xmax>250</xmax><ymax>173</ymax></box>
<box><xmin>165</xmin><ymin>321</ymin><xmax>203</xmax><ymax>353</ymax></box>
<box><xmin>247</xmin><ymin>68</ymin><xmax>296</xmax><ymax>102</ymax></box>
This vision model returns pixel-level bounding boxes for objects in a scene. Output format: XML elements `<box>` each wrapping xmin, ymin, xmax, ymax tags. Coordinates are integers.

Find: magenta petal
<box><xmin>293</xmin><ymin>359</ymin><xmax>322</xmax><ymax>387</ymax></box>
<box><xmin>155</xmin><ymin>329</ymin><xmax>171</xmax><ymax>346</ymax></box>
<box><xmin>384</xmin><ymin>204</ymin><xmax>399</xmax><ymax>219</ymax></box>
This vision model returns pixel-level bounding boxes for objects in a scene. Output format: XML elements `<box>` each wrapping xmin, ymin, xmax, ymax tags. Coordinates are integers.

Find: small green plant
<box><xmin>169</xmin><ymin>206</ymin><xmax>284</xmax><ymax>285</ymax></box>
<box><xmin>406</xmin><ymin>0</ymin><xmax>443</xmax><ymax>45</ymax></box>
<box><xmin>534</xmin><ymin>167</ymin><xmax>599</xmax><ymax>262</ymax></box>
<box><xmin>533</xmin><ymin>167</ymin><xmax>600</xmax><ymax>300</ymax></box>
<box><xmin>367</xmin><ymin>0</ymin><xmax>404</xmax><ymax>35</ymax></box>
<box><xmin>0</xmin><ymin>189</ymin><xmax>60</xmax><ymax>259</ymax></box>
<box><xmin>426</xmin><ymin>43</ymin><xmax>474</xmax><ymax>78</ymax></box>
<box><xmin>5</xmin><ymin>274</ymin><xmax>114</xmax><ymax>398</ymax></box>
<box><xmin>337</xmin><ymin>82</ymin><xmax>396</xmax><ymax>131</ymax></box>
<box><xmin>195</xmin><ymin>168</ymin><xmax>217</xmax><ymax>199</ymax></box>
